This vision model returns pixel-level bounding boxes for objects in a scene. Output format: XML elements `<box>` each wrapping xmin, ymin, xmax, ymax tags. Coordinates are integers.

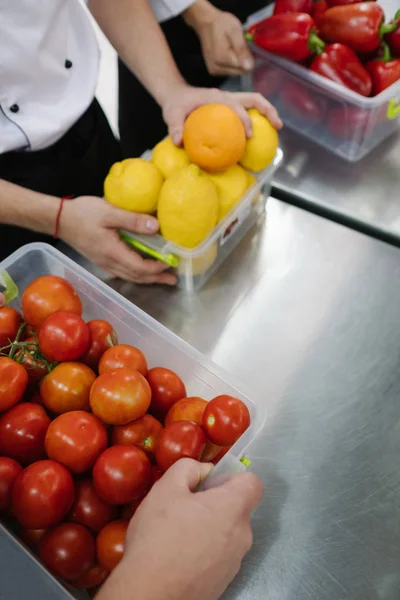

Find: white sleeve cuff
<box><xmin>150</xmin><ymin>0</ymin><xmax>196</xmax><ymax>23</ymax></box>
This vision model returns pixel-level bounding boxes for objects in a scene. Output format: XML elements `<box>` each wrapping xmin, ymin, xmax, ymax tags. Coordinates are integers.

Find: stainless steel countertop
<box><xmin>63</xmin><ymin>198</ymin><xmax>400</xmax><ymax>600</ymax></box>
<box><xmin>271</xmin><ymin>0</ymin><xmax>400</xmax><ymax>245</ymax></box>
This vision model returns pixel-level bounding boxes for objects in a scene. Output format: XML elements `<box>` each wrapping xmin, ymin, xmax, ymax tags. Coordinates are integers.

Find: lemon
<box><xmin>179</xmin><ymin>243</ymin><xmax>218</xmax><ymax>277</ymax></box>
<box><xmin>104</xmin><ymin>158</ymin><xmax>163</xmax><ymax>213</ymax></box>
<box><xmin>158</xmin><ymin>165</ymin><xmax>219</xmax><ymax>248</ymax></box>
<box><xmin>209</xmin><ymin>165</ymin><xmax>249</xmax><ymax>222</ymax></box>
<box><xmin>240</xmin><ymin>109</ymin><xmax>278</xmax><ymax>172</ymax></box>
<box><xmin>152</xmin><ymin>137</ymin><xmax>191</xmax><ymax>179</ymax></box>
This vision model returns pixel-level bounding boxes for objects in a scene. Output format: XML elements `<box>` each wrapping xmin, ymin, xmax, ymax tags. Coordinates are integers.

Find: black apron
<box><xmin>118</xmin><ymin>0</ymin><xmax>271</xmax><ymax>158</ymax></box>
<box><xmin>0</xmin><ymin>100</ymin><xmax>121</xmax><ymax>260</ymax></box>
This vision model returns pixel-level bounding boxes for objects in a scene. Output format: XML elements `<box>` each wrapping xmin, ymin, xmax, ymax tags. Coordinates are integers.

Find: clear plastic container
<box><xmin>121</xmin><ymin>148</ymin><xmax>283</xmax><ymax>292</ymax></box>
<box><xmin>244</xmin><ymin>7</ymin><xmax>400</xmax><ymax>162</ymax></box>
<box><xmin>0</xmin><ymin>242</ymin><xmax>267</xmax><ymax>599</ymax></box>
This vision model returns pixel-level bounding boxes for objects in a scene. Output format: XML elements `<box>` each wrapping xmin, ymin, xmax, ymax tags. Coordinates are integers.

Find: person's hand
<box><xmin>184</xmin><ymin>2</ymin><xmax>254</xmax><ymax>77</ymax></box>
<box><xmin>97</xmin><ymin>459</ymin><xmax>263</xmax><ymax>600</ymax></box>
<box><xmin>163</xmin><ymin>86</ymin><xmax>282</xmax><ymax>146</ymax></box>
<box><xmin>59</xmin><ymin>196</ymin><xmax>176</xmax><ymax>285</ymax></box>
<box><xmin>0</xmin><ymin>293</ymin><xmax>4</xmax><ymax>307</ymax></box>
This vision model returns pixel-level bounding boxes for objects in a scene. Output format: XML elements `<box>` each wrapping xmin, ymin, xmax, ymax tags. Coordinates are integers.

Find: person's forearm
<box><xmin>88</xmin><ymin>0</ymin><xmax>187</xmax><ymax>107</ymax></box>
<box><xmin>182</xmin><ymin>0</ymin><xmax>219</xmax><ymax>30</ymax></box>
<box><xmin>0</xmin><ymin>179</ymin><xmax>58</xmax><ymax>236</ymax></box>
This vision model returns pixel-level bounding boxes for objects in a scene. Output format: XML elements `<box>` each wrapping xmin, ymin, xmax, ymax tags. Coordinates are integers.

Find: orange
<box><xmin>183</xmin><ymin>104</ymin><xmax>246</xmax><ymax>173</ymax></box>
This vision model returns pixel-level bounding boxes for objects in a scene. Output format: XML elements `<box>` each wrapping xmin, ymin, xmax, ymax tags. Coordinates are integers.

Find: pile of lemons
<box><xmin>104</xmin><ymin>106</ymin><xmax>278</xmax><ymax>250</ymax></box>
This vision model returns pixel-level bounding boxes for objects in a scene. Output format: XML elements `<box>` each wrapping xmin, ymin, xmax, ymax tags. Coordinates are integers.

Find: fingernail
<box><xmin>243</xmin><ymin>59</ymin><xmax>253</xmax><ymax>71</ymax></box>
<box><xmin>146</xmin><ymin>218</ymin><xmax>158</xmax><ymax>232</ymax></box>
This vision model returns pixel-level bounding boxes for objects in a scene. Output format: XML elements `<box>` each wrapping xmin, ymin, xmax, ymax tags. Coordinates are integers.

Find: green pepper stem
<box><xmin>245</xmin><ymin>32</ymin><xmax>254</xmax><ymax>42</ymax></box>
<box><xmin>380</xmin><ymin>21</ymin><xmax>397</xmax><ymax>37</ymax></box>
<box><xmin>394</xmin><ymin>9</ymin><xmax>400</xmax><ymax>22</ymax></box>
<box><xmin>309</xmin><ymin>31</ymin><xmax>326</xmax><ymax>55</ymax></box>
<box><xmin>380</xmin><ymin>42</ymin><xmax>392</xmax><ymax>63</ymax></box>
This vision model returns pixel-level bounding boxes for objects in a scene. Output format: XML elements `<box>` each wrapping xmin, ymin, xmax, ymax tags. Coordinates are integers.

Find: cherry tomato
<box><xmin>151</xmin><ymin>465</ymin><xmax>163</xmax><ymax>485</ymax></box>
<box><xmin>96</xmin><ymin>520</ymin><xmax>129</xmax><ymax>572</ymax></box>
<box><xmin>99</xmin><ymin>344</ymin><xmax>148</xmax><ymax>377</ymax></box>
<box><xmin>19</xmin><ymin>527</ymin><xmax>47</xmax><ymax>551</ymax></box>
<box><xmin>38</xmin><ymin>312</ymin><xmax>89</xmax><ymax>362</ymax></box>
<box><xmin>0</xmin><ymin>403</ymin><xmax>50</xmax><ymax>464</ymax></box>
<box><xmin>80</xmin><ymin>320</ymin><xmax>118</xmax><ymax>371</ymax></box>
<box><xmin>90</xmin><ymin>368</ymin><xmax>151</xmax><ymax>425</ymax></box>
<box><xmin>40</xmin><ymin>523</ymin><xmax>95</xmax><ymax>581</ymax></box>
<box><xmin>112</xmin><ymin>414</ymin><xmax>162</xmax><ymax>456</ymax></box>
<box><xmin>202</xmin><ymin>395</ymin><xmax>250</xmax><ymax>447</ymax></box>
<box><xmin>119</xmin><ymin>497</ymin><xmax>142</xmax><ymax>521</ymax></box>
<box><xmin>0</xmin><ymin>356</ymin><xmax>28</xmax><ymax>412</ymax></box>
<box><xmin>93</xmin><ymin>445</ymin><xmax>151</xmax><ymax>505</ymax></box>
<box><xmin>165</xmin><ymin>396</ymin><xmax>207</xmax><ymax>427</ymax></box>
<box><xmin>41</xmin><ymin>362</ymin><xmax>96</xmax><ymax>414</ymax></box>
<box><xmin>212</xmin><ymin>446</ymin><xmax>231</xmax><ymax>465</ymax></box>
<box><xmin>155</xmin><ymin>421</ymin><xmax>206</xmax><ymax>472</ymax></box>
<box><xmin>72</xmin><ymin>563</ymin><xmax>109</xmax><ymax>589</ymax></box>
<box><xmin>0</xmin><ymin>457</ymin><xmax>23</xmax><ymax>511</ymax></box>
<box><xmin>45</xmin><ymin>411</ymin><xmax>108</xmax><ymax>473</ymax></box>
<box><xmin>0</xmin><ymin>306</ymin><xmax>22</xmax><ymax>347</ymax></box>
<box><xmin>21</xmin><ymin>275</ymin><xmax>82</xmax><ymax>330</ymax></box>
<box><xmin>12</xmin><ymin>460</ymin><xmax>75</xmax><ymax>528</ymax></box>
<box><xmin>15</xmin><ymin>337</ymin><xmax>48</xmax><ymax>386</ymax></box>
<box><xmin>69</xmin><ymin>479</ymin><xmax>117</xmax><ymax>533</ymax></box>
<box><xmin>147</xmin><ymin>367</ymin><xmax>186</xmax><ymax>419</ymax></box>
<box><xmin>201</xmin><ymin>440</ymin><xmax>222</xmax><ymax>463</ymax></box>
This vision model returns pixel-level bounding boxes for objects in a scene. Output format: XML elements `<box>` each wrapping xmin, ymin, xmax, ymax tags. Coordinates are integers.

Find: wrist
<box><xmin>183</xmin><ymin>0</ymin><xmax>219</xmax><ymax>31</ymax></box>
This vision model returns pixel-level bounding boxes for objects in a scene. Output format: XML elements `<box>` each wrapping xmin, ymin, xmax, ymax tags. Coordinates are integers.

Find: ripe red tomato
<box><xmin>90</xmin><ymin>368</ymin><xmax>151</xmax><ymax>425</ymax></box>
<box><xmin>98</xmin><ymin>344</ymin><xmax>148</xmax><ymax>377</ymax></box>
<box><xmin>41</xmin><ymin>362</ymin><xmax>96</xmax><ymax>414</ymax></box>
<box><xmin>201</xmin><ymin>440</ymin><xmax>222</xmax><ymax>463</ymax></box>
<box><xmin>69</xmin><ymin>479</ymin><xmax>117</xmax><ymax>533</ymax></box>
<box><xmin>202</xmin><ymin>395</ymin><xmax>250</xmax><ymax>447</ymax></box>
<box><xmin>80</xmin><ymin>320</ymin><xmax>118</xmax><ymax>371</ymax></box>
<box><xmin>96</xmin><ymin>520</ymin><xmax>128</xmax><ymax>571</ymax></box>
<box><xmin>212</xmin><ymin>446</ymin><xmax>231</xmax><ymax>465</ymax></box>
<box><xmin>151</xmin><ymin>465</ymin><xmax>163</xmax><ymax>485</ymax></box>
<box><xmin>147</xmin><ymin>367</ymin><xmax>186</xmax><ymax>419</ymax></box>
<box><xmin>15</xmin><ymin>337</ymin><xmax>48</xmax><ymax>386</ymax></box>
<box><xmin>93</xmin><ymin>445</ymin><xmax>151</xmax><ymax>505</ymax></box>
<box><xmin>0</xmin><ymin>403</ymin><xmax>50</xmax><ymax>464</ymax></box>
<box><xmin>72</xmin><ymin>563</ymin><xmax>109</xmax><ymax>589</ymax></box>
<box><xmin>19</xmin><ymin>527</ymin><xmax>47</xmax><ymax>551</ymax></box>
<box><xmin>164</xmin><ymin>396</ymin><xmax>207</xmax><ymax>427</ymax></box>
<box><xmin>0</xmin><ymin>356</ymin><xmax>28</xmax><ymax>412</ymax></box>
<box><xmin>0</xmin><ymin>306</ymin><xmax>22</xmax><ymax>347</ymax></box>
<box><xmin>0</xmin><ymin>457</ymin><xmax>23</xmax><ymax>511</ymax></box>
<box><xmin>40</xmin><ymin>523</ymin><xmax>95</xmax><ymax>581</ymax></box>
<box><xmin>155</xmin><ymin>421</ymin><xmax>206</xmax><ymax>472</ymax></box>
<box><xmin>21</xmin><ymin>275</ymin><xmax>82</xmax><ymax>330</ymax></box>
<box><xmin>112</xmin><ymin>414</ymin><xmax>162</xmax><ymax>456</ymax></box>
<box><xmin>12</xmin><ymin>460</ymin><xmax>75</xmax><ymax>528</ymax></box>
<box><xmin>38</xmin><ymin>312</ymin><xmax>89</xmax><ymax>362</ymax></box>
<box><xmin>45</xmin><ymin>411</ymin><xmax>108</xmax><ymax>473</ymax></box>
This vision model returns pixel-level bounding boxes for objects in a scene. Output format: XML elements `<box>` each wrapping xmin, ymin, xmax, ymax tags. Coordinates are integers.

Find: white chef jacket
<box><xmin>0</xmin><ymin>0</ymin><xmax>194</xmax><ymax>155</ymax></box>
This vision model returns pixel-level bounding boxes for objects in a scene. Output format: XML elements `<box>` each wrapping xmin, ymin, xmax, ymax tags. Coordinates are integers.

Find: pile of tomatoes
<box><xmin>0</xmin><ymin>275</ymin><xmax>250</xmax><ymax>593</ymax></box>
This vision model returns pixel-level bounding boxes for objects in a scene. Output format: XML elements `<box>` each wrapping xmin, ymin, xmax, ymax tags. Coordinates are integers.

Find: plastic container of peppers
<box><xmin>0</xmin><ymin>242</ymin><xmax>267</xmax><ymax>599</ymax></box>
<box><xmin>243</xmin><ymin>6</ymin><xmax>400</xmax><ymax>162</ymax></box>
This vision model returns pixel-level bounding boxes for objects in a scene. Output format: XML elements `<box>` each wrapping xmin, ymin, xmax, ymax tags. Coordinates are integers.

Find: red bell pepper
<box><xmin>366</xmin><ymin>43</ymin><xmax>400</xmax><ymax>95</ymax></box>
<box><xmin>327</xmin><ymin>106</ymin><xmax>371</xmax><ymax>139</ymax></box>
<box><xmin>320</xmin><ymin>3</ymin><xmax>397</xmax><ymax>55</ymax></box>
<box><xmin>386</xmin><ymin>10</ymin><xmax>400</xmax><ymax>57</ymax></box>
<box><xmin>273</xmin><ymin>0</ymin><xmax>313</xmax><ymax>16</ymax></box>
<box><xmin>247</xmin><ymin>14</ymin><xmax>325</xmax><ymax>62</ymax></box>
<box><xmin>312</xmin><ymin>0</ymin><xmax>329</xmax><ymax>27</ymax></box>
<box><xmin>253</xmin><ymin>65</ymin><xmax>282</xmax><ymax>98</ymax></box>
<box><xmin>327</xmin><ymin>0</ymin><xmax>376</xmax><ymax>6</ymax></box>
<box><xmin>310</xmin><ymin>43</ymin><xmax>372</xmax><ymax>96</ymax></box>
<box><xmin>281</xmin><ymin>81</ymin><xmax>325</xmax><ymax>124</ymax></box>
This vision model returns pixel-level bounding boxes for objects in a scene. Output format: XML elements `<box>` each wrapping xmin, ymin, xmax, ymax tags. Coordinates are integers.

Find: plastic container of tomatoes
<box><xmin>244</xmin><ymin>7</ymin><xmax>400</xmax><ymax>162</ymax></box>
<box><xmin>0</xmin><ymin>242</ymin><xmax>266</xmax><ymax>599</ymax></box>
<box><xmin>120</xmin><ymin>148</ymin><xmax>283</xmax><ymax>293</ymax></box>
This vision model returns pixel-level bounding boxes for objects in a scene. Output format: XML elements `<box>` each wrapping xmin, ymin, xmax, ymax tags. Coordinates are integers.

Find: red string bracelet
<box><xmin>54</xmin><ymin>195</ymin><xmax>73</xmax><ymax>240</ymax></box>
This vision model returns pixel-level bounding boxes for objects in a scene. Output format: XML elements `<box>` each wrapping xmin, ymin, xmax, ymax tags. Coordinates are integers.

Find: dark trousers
<box><xmin>118</xmin><ymin>0</ymin><xmax>270</xmax><ymax>158</ymax></box>
<box><xmin>0</xmin><ymin>99</ymin><xmax>121</xmax><ymax>261</ymax></box>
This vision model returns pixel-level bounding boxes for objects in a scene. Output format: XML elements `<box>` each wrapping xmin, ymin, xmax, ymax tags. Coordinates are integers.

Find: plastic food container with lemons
<box><xmin>104</xmin><ymin>105</ymin><xmax>283</xmax><ymax>292</ymax></box>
